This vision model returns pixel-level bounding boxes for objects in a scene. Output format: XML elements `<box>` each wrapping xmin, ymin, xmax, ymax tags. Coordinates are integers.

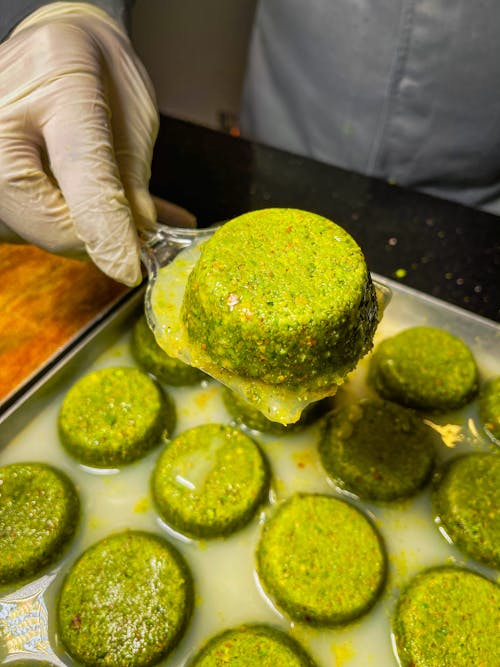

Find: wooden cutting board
<box><xmin>0</xmin><ymin>243</ymin><xmax>128</xmax><ymax>403</ymax></box>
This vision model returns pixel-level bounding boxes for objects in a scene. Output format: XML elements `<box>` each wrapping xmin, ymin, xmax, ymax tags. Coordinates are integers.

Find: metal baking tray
<box><xmin>0</xmin><ymin>276</ymin><xmax>499</xmax><ymax>666</ymax></box>
<box><xmin>0</xmin><ymin>285</ymin><xmax>145</xmax><ymax>448</ymax></box>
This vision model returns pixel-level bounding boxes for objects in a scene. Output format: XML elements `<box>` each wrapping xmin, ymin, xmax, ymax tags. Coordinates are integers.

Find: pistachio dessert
<box><xmin>368</xmin><ymin>326</ymin><xmax>479</xmax><ymax>412</ymax></box>
<box><xmin>151</xmin><ymin>208</ymin><xmax>378</xmax><ymax>424</ymax></box>
<box><xmin>318</xmin><ymin>398</ymin><xmax>436</xmax><ymax>502</ymax></box>
<box><xmin>256</xmin><ymin>493</ymin><xmax>387</xmax><ymax>626</ymax></box>
<box><xmin>222</xmin><ymin>386</ymin><xmax>329</xmax><ymax>435</ymax></box>
<box><xmin>393</xmin><ymin>566</ymin><xmax>500</xmax><ymax>667</ymax></box>
<box><xmin>152</xmin><ymin>423</ymin><xmax>270</xmax><ymax>538</ymax></box>
<box><xmin>131</xmin><ymin>313</ymin><xmax>206</xmax><ymax>386</ymax></box>
<box><xmin>188</xmin><ymin>624</ymin><xmax>319</xmax><ymax>666</ymax></box>
<box><xmin>478</xmin><ymin>375</ymin><xmax>500</xmax><ymax>443</ymax></box>
<box><xmin>58</xmin><ymin>366</ymin><xmax>176</xmax><ymax>467</ymax></box>
<box><xmin>432</xmin><ymin>452</ymin><xmax>500</xmax><ymax>568</ymax></box>
<box><xmin>0</xmin><ymin>462</ymin><xmax>80</xmax><ymax>586</ymax></box>
<box><xmin>58</xmin><ymin>530</ymin><xmax>193</xmax><ymax>667</ymax></box>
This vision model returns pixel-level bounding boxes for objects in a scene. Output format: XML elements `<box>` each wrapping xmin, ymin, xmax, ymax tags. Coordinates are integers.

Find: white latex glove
<box><xmin>0</xmin><ymin>2</ymin><xmax>159</xmax><ymax>285</ymax></box>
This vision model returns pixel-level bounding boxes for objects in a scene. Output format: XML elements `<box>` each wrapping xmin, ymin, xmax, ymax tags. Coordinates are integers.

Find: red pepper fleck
<box><xmin>70</xmin><ymin>614</ymin><xmax>82</xmax><ymax>631</ymax></box>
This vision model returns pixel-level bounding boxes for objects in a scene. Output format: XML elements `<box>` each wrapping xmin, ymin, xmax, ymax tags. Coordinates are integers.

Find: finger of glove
<box><xmin>41</xmin><ymin>71</ymin><xmax>143</xmax><ymax>287</ymax></box>
<box><xmin>152</xmin><ymin>195</ymin><xmax>197</xmax><ymax>228</ymax></box>
<box><xmin>0</xmin><ymin>133</ymin><xmax>83</xmax><ymax>254</ymax></box>
<box><xmin>97</xmin><ymin>28</ymin><xmax>160</xmax><ymax>234</ymax></box>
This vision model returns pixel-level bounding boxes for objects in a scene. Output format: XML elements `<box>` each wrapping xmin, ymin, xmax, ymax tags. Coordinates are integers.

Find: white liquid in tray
<box><xmin>1</xmin><ymin>286</ymin><xmax>499</xmax><ymax>667</ymax></box>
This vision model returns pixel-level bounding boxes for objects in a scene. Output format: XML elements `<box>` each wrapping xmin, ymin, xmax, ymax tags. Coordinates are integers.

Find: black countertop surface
<box><xmin>151</xmin><ymin>115</ymin><xmax>499</xmax><ymax>324</ymax></box>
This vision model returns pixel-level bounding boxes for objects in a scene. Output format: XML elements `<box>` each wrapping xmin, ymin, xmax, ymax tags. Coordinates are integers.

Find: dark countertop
<box><xmin>151</xmin><ymin>114</ymin><xmax>499</xmax><ymax>324</ymax></box>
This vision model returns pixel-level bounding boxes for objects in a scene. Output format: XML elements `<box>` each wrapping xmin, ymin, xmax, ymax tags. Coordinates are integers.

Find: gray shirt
<box><xmin>241</xmin><ymin>0</ymin><xmax>500</xmax><ymax>215</ymax></box>
<box><xmin>0</xmin><ymin>0</ymin><xmax>131</xmax><ymax>40</ymax></box>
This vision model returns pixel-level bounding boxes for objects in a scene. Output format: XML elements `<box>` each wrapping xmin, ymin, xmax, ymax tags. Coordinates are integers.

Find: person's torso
<box><xmin>241</xmin><ymin>0</ymin><xmax>500</xmax><ymax>214</ymax></box>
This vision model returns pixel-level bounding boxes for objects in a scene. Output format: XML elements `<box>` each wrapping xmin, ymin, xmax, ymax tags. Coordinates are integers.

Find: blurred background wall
<box><xmin>131</xmin><ymin>0</ymin><xmax>257</xmax><ymax>130</ymax></box>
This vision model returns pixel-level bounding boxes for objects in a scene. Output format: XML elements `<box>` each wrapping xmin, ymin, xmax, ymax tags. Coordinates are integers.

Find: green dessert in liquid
<box><xmin>58</xmin><ymin>366</ymin><xmax>176</xmax><ymax>467</ymax></box>
<box><xmin>432</xmin><ymin>453</ymin><xmax>500</xmax><ymax>568</ymax></box>
<box><xmin>151</xmin><ymin>423</ymin><xmax>270</xmax><ymax>538</ymax></box>
<box><xmin>256</xmin><ymin>493</ymin><xmax>387</xmax><ymax>626</ymax></box>
<box><xmin>188</xmin><ymin>624</ymin><xmax>319</xmax><ymax>666</ymax></box>
<box><xmin>0</xmin><ymin>462</ymin><xmax>80</xmax><ymax>586</ymax></box>
<box><xmin>368</xmin><ymin>326</ymin><xmax>479</xmax><ymax>412</ymax></box>
<box><xmin>131</xmin><ymin>313</ymin><xmax>206</xmax><ymax>386</ymax></box>
<box><xmin>318</xmin><ymin>398</ymin><xmax>436</xmax><ymax>502</ymax></box>
<box><xmin>478</xmin><ymin>375</ymin><xmax>500</xmax><ymax>443</ymax></box>
<box><xmin>58</xmin><ymin>530</ymin><xmax>193</xmax><ymax>667</ymax></box>
<box><xmin>393</xmin><ymin>566</ymin><xmax>500</xmax><ymax>667</ymax></box>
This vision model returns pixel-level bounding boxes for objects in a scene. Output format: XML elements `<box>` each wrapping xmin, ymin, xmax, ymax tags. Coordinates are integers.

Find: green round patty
<box><xmin>152</xmin><ymin>424</ymin><xmax>270</xmax><ymax>538</ymax></box>
<box><xmin>182</xmin><ymin>208</ymin><xmax>378</xmax><ymax>390</ymax></box>
<box><xmin>478</xmin><ymin>375</ymin><xmax>500</xmax><ymax>444</ymax></box>
<box><xmin>432</xmin><ymin>453</ymin><xmax>500</xmax><ymax>568</ymax></box>
<box><xmin>318</xmin><ymin>398</ymin><xmax>436</xmax><ymax>502</ymax></box>
<box><xmin>222</xmin><ymin>386</ymin><xmax>328</xmax><ymax>435</ymax></box>
<box><xmin>393</xmin><ymin>566</ymin><xmax>500</xmax><ymax>667</ymax></box>
<box><xmin>256</xmin><ymin>493</ymin><xmax>387</xmax><ymax>626</ymax></box>
<box><xmin>58</xmin><ymin>366</ymin><xmax>176</xmax><ymax>467</ymax></box>
<box><xmin>57</xmin><ymin>530</ymin><xmax>193</xmax><ymax>667</ymax></box>
<box><xmin>188</xmin><ymin>624</ymin><xmax>318</xmax><ymax>666</ymax></box>
<box><xmin>131</xmin><ymin>313</ymin><xmax>206</xmax><ymax>386</ymax></box>
<box><xmin>368</xmin><ymin>326</ymin><xmax>479</xmax><ymax>412</ymax></box>
<box><xmin>0</xmin><ymin>462</ymin><xmax>79</xmax><ymax>586</ymax></box>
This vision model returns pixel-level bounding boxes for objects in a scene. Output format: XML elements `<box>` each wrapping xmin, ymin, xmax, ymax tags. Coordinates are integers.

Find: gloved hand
<box><xmin>0</xmin><ymin>2</ymin><xmax>159</xmax><ymax>286</ymax></box>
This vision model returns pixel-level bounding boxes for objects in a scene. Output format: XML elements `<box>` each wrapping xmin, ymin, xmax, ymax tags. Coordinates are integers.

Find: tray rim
<box><xmin>372</xmin><ymin>272</ymin><xmax>500</xmax><ymax>333</ymax></box>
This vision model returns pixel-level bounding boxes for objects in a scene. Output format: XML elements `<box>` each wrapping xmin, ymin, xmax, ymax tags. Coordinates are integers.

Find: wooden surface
<box><xmin>0</xmin><ymin>244</ymin><xmax>128</xmax><ymax>403</ymax></box>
